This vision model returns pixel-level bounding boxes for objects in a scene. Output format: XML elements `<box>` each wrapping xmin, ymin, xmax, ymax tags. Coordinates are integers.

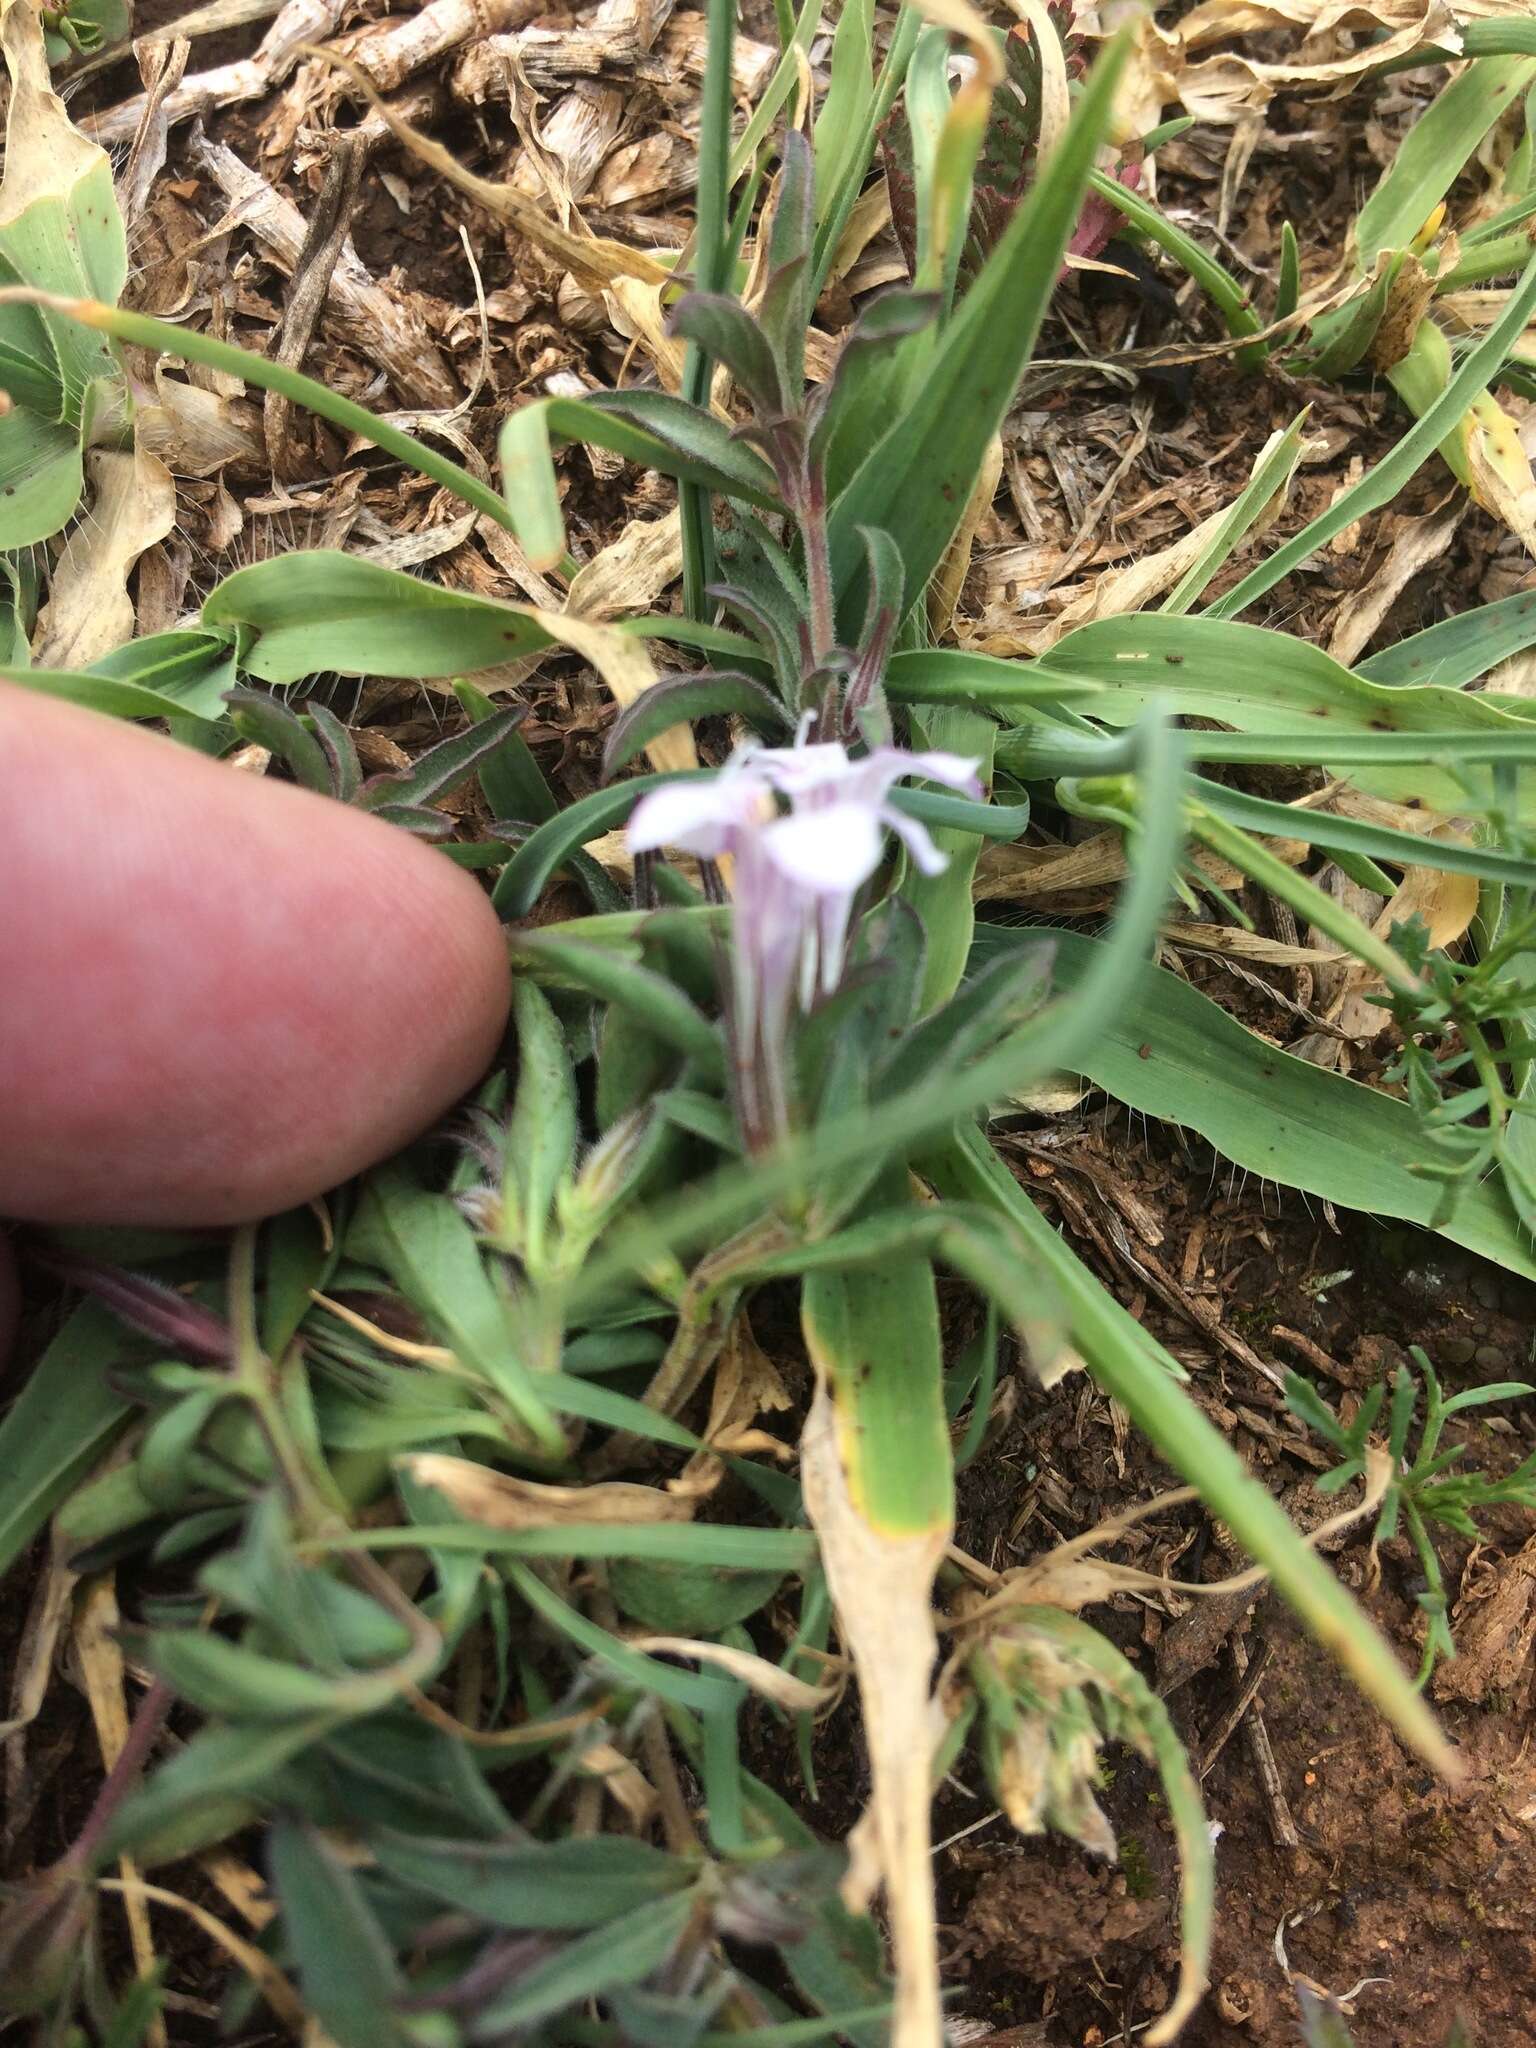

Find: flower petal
<box><xmin>760</xmin><ymin>801</ymin><xmax>885</xmax><ymax>894</ymax></box>
<box><xmin>882</xmin><ymin>805</ymin><xmax>951</xmax><ymax>878</ymax></box>
<box><xmin>626</xmin><ymin>774</ymin><xmax>763</xmax><ymax>857</ymax></box>
<box><xmin>752</xmin><ymin>742</ymin><xmax>855</xmax><ymax>802</ymax></box>
<box><xmin>859</xmin><ymin>747</ymin><xmax>984</xmax><ymax>802</ymax></box>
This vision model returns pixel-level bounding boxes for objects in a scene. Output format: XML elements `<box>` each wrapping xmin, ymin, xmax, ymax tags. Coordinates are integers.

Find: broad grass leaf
<box><xmin>980</xmin><ymin>612</ymin><xmax>1532</xmax><ymax>811</ymax></box>
<box><xmin>808</xmin><ymin>287</ymin><xmax>940</xmax><ymax>503</ymax></box>
<box><xmin>0</xmin><ymin>251</ymin><xmax>68</xmax><ymax>415</ymax></box>
<box><xmin>0</xmin><ymin>660</ymin><xmax>234</xmax><ymax>723</ymax></box>
<box><xmin>1084</xmin><ymin>167</ymin><xmax>1265</xmax><ymax>363</ymax></box>
<box><xmin>203</xmin><ymin>552</ymin><xmax>555</xmax><ymax>683</ymax></box>
<box><xmin>90</xmin><ymin>627</ymin><xmax>239</xmax><ymax>718</ymax></box>
<box><xmin>813</xmin><ymin>0</ymin><xmax>875</xmax><ymax>220</ymax></box>
<box><xmin>0</xmin><ymin>0</ymin><xmax>124</xmax><ymax>417</ymax></box>
<box><xmin>1157</xmin><ymin>414</ymin><xmax>1309</xmax><ymax>615</ymax></box>
<box><xmin>1358</xmin><ymin>588</ymin><xmax>1536</xmax><ymax>686</ymax></box>
<box><xmin>969</xmin><ymin>924</ymin><xmax>1536</xmax><ymax>1279</ymax></box>
<box><xmin>0</xmin><ymin>404</ymin><xmax>84</xmax><ymax>548</ymax></box>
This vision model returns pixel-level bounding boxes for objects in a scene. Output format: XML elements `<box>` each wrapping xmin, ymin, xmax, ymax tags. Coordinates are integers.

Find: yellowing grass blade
<box><xmin>801</xmin><ymin>1207</ymin><xmax>953</xmax><ymax>2048</ymax></box>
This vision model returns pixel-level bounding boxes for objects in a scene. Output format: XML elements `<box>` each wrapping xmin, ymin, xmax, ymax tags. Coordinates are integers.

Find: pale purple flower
<box><xmin>627</xmin><ymin>737</ymin><xmax>981</xmax><ymax>1144</ymax></box>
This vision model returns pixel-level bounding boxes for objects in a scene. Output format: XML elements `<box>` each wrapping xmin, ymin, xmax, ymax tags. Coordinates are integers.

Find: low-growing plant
<box><xmin>0</xmin><ymin>0</ymin><xmax>129</xmax><ymax>553</ymax></box>
<box><xmin>6</xmin><ymin>3</ymin><xmax>1536</xmax><ymax>2044</ymax></box>
<box><xmin>1288</xmin><ymin>1348</ymin><xmax>1536</xmax><ymax>1682</ymax></box>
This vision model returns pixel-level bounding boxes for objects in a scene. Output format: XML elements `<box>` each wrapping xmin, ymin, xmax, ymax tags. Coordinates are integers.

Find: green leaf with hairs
<box><xmin>471</xmin><ymin>1892</ymin><xmax>696</xmax><ymax>2033</ymax></box>
<box><xmin>0</xmin><ymin>1303</ymin><xmax>134</xmax><ymax>1587</ymax></box>
<box><xmin>269</xmin><ymin>1817</ymin><xmax>411</xmax><ymax>2048</ymax></box>
<box><xmin>368</xmin><ymin>1831</ymin><xmax>694</xmax><ymax>1930</ymax></box>
<box><xmin>603</xmin><ymin>668</ymin><xmax>790</xmax><ymax>776</ymax></box>
<box><xmin>608</xmin><ymin>1556</ymin><xmax>787</xmax><ymax>1632</ymax></box>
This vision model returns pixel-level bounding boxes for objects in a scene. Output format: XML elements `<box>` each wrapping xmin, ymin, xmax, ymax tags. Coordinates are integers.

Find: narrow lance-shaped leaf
<box><xmin>603</xmin><ymin>669</ymin><xmax>791</xmax><ymax>778</ymax></box>
<box><xmin>501</xmin><ymin>391</ymin><xmax>782</xmax><ymax>572</ymax></box>
<box><xmin>356</xmin><ymin>703</ymin><xmax>527</xmax><ymax>811</ymax></box>
<box><xmin>225</xmin><ymin>688</ymin><xmax>331</xmax><ymax>793</ymax></box>
<box><xmin>268</xmin><ymin>1817</ymin><xmax>411</xmax><ymax>2048</ymax></box>
<box><xmin>505</xmin><ymin>977</ymin><xmax>579</xmax><ymax>1271</ymax></box>
<box><xmin>825</xmin><ymin>34</ymin><xmax>1130</xmax><ymax>625</ymax></box>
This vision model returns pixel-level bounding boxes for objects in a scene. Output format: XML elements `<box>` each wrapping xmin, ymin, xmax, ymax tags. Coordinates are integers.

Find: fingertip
<box><xmin>0</xmin><ymin>689</ymin><xmax>513</xmax><ymax>1225</ymax></box>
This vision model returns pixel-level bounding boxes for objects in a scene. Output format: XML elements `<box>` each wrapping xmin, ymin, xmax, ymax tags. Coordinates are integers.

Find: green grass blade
<box><xmin>1193</xmin><ymin>775</ymin><xmax>1536</xmax><ymax>888</ymax></box>
<box><xmin>679</xmin><ymin>0</ymin><xmax>736</xmax><ymax>617</ymax></box>
<box><xmin>1212</xmin><ymin>251</ymin><xmax>1536</xmax><ymax>616</ymax></box>
<box><xmin>1356</xmin><ymin>55</ymin><xmax>1536</xmax><ymax>271</ymax></box>
<box><xmin>824</xmin><ymin>34</ymin><xmax>1129</xmax><ymax>626</ymax></box>
<box><xmin>1358</xmin><ymin>589</ymin><xmax>1536</xmax><ymax>686</ymax></box>
<box><xmin>1085</xmin><ymin>168</ymin><xmax>1265</xmax><ymax>367</ymax></box>
<box><xmin>1158</xmin><ymin>414</ymin><xmax>1309</xmax><ymax>614</ymax></box>
<box><xmin>927</xmin><ymin>1122</ymin><xmax>1455</xmax><ymax>1773</ymax></box>
<box><xmin>22</xmin><ymin>294</ymin><xmax>518</xmax><ymax>530</ymax></box>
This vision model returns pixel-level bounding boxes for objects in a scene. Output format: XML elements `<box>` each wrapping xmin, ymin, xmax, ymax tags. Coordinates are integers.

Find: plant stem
<box><xmin>801</xmin><ymin>461</ymin><xmax>836</xmax><ymax>673</ymax></box>
<box><xmin>72</xmin><ymin>1682</ymin><xmax>174</xmax><ymax>1873</ymax></box>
